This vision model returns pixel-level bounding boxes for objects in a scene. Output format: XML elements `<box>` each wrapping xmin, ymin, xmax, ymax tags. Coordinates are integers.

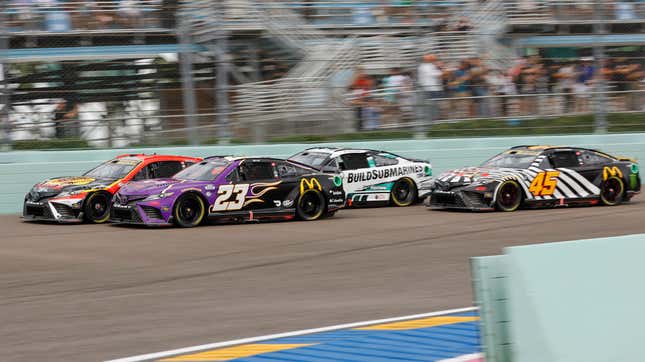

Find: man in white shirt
<box><xmin>417</xmin><ymin>54</ymin><xmax>444</xmax><ymax>122</ymax></box>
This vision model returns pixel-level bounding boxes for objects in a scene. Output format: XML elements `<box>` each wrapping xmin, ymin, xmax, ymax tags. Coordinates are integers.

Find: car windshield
<box><xmin>174</xmin><ymin>159</ymin><xmax>230</xmax><ymax>181</ymax></box>
<box><xmin>482</xmin><ymin>151</ymin><xmax>539</xmax><ymax>169</ymax></box>
<box><xmin>290</xmin><ymin>152</ymin><xmax>329</xmax><ymax>168</ymax></box>
<box><xmin>84</xmin><ymin>158</ymin><xmax>141</xmax><ymax>179</ymax></box>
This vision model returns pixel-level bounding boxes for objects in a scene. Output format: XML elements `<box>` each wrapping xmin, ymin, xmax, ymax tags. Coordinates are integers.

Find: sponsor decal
<box><xmin>204</xmin><ymin>184</ymin><xmax>216</xmax><ymax>191</ymax></box>
<box><xmin>42</xmin><ymin>177</ymin><xmax>96</xmax><ymax>187</ymax></box>
<box><xmin>300</xmin><ymin>178</ymin><xmax>323</xmax><ymax>193</ymax></box>
<box><xmin>283</xmin><ymin>199</ymin><xmax>294</xmax><ymax>208</ymax></box>
<box><xmin>603</xmin><ymin>166</ymin><xmax>623</xmax><ymax>181</ymax></box>
<box><xmin>273</xmin><ymin>200</ymin><xmax>282</xmax><ymax>207</ymax></box>
<box><xmin>329</xmin><ymin>198</ymin><xmax>345</xmax><ymax>204</ymax></box>
<box><xmin>346</xmin><ymin>166</ymin><xmax>424</xmax><ymax>184</ymax></box>
<box><xmin>631</xmin><ymin>163</ymin><xmax>639</xmax><ymax>174</ymax></box>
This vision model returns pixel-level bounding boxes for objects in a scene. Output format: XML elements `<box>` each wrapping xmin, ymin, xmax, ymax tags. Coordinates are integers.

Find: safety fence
<box><xmin>3</xmin><ymin>0</ymin><xmax>175</xmax><ymax>34</ymax></box>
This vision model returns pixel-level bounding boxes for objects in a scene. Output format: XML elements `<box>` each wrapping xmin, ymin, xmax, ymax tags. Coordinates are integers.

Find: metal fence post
<box><xmin>214</xmin><ymin>1</ymin><xmax>231</xmax><ymax>145</ymax></box>
<box><xmin>0</xmin><ymin>4</ymin><xmax>11</xmax><ymax>151</ymax></box>
<box><xmin>593</xmin><ymin>0</ymin><xmax>608</xmax><ymax>134</ymax></box>
<box><xmin>178</xmin><ymin>18</ymin><xmax>200</xmax><ymax>146</ymax></box>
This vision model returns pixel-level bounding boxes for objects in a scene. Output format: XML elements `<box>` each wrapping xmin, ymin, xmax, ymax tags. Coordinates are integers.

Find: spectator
<box><xmin>555</xmin><ymin>61</ymin><xmax>576</xmax><ymax>114</ymax></box>
<box><xmin>418</xmin><ymin>54</ymin><xmax>444</xmax><ymax>121</ymax></box>
<box><xmin>118</xmin><ymin>0</ymin><xmax>142</xmax><ymax>28</ymax></box>
<box><xmin>449</xmin><ymin>60</ymin><xmax>472</xmax><ymax>118</ymax></box>
<box><xmin>52</xmin><ymin>99</ymin><xmax>79</xmax><ymax>139</ymax></box>
<box><xmin>469</xmin><ymin>57</ymin><xmax>490</xmax><ymax>117</ymax></box>
<box><xmin>487</xmin><ymin>69</ymin><xmax>516</xmax><ymax>117</ymax></box>
<box><xmin>573</xmin><ymin>57</ymin><xmax>595</xmax><ymax>113</ymax></box>
<box><xmin>382</xmin><ymin>67</ymin><xmax>408</xmax><ymax>125</ymax></box>
<box><xmin>349</xmin><ymin>67</ymin><xmax>375</xmax><ymax>131</ymax></box>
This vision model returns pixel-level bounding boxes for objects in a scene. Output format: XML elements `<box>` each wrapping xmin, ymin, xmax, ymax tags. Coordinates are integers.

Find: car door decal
<box><xmin>211</xmin><ymin>184</ymin><xmax>250</xmax><ymax>212</ymax></box>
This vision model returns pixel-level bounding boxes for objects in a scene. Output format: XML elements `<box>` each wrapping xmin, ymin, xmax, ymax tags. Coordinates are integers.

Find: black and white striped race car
<box><xmin>427</xmin><ymin>145</ymin><xmax>641</xmax><ymax>211</ymax></box>
<box><xmin>290</xmin><ymin>147</ymin><xmax>433</xmax><ymax>207</ymax></box>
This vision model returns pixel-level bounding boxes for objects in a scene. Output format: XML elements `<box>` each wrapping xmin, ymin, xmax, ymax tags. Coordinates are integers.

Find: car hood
<box><xmin>435</xmin><ymin>167</ymin><xmax>522</xmax><ymax>189</ymax></box>
<box><xmin>118</xmin><ymin>178</ymin><xmax>208</xmax><ymax>197</ymax></box>
<box><xmin>31</xmin><ymin>176</ymin><xmax>116</xmax><ymax>195</ymax></box>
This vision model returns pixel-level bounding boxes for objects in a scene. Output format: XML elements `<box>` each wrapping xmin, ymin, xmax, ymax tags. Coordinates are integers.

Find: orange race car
<box><xmin>23</xmin><ymin>153</ymin><xmax>202</xmax><ymax>223</ymax></box>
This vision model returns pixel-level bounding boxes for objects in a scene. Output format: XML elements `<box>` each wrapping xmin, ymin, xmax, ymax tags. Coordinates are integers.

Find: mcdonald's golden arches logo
<box><xmin>300</xmin><ymin>178</ymin><xmax>322</xmax><ymax>194</ymax></box>
<box><xmin>603</xmin><ymin>166</ymin><xmax>623</xmax><ymax>181</ymax></box>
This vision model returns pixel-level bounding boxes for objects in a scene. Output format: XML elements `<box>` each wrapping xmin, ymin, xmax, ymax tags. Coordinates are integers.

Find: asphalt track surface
<box><xmin>2</xmin><ymin>201</ymin><xmax>645</xmax><ymax>362</ymax></box>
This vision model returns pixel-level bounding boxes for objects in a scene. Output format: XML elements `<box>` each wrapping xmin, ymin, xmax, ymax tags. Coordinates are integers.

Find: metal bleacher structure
<box><xmin>179</xmin><ymin>0</ymin><xmax>482</xmax><ymax>138</ymax></box>
<box><xmin>2</xmin><ymin>1</ymin><xmax>644</xmax><ymax>145</ymax></box>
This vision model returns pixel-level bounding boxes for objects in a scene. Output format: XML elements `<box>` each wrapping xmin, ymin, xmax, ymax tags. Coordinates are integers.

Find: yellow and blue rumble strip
<box><xmin>155</xmin><ymin>311</ymin><xmax>481</xmax><ymax>362</ymax></box>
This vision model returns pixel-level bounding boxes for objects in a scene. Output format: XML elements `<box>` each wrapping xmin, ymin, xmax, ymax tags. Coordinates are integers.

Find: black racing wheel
<box><xmin>173</xmin><ymin>193</ymin><xmax>206</xmax><ymax>227</ymax></box>
<box><xmin>600</xmin><ymin>176</ymin><xmax>625</xmax><ymax>206</ymax></box>
<box><xmin>296</xmin><ymin>189</ymin><xmax>326</xmax><ymax>221</ymax></box>
<box><xmin>495</xmin><ymin>180</ymin><xmax>522</xmax><ymax>212</ymax></box>
<box><xmin>390</xmin><ymin>178</ymin><xmax>417</xmax><ymax>207</ymax></box>
<box><xmin>84</xmin><ymin>191</ymin><xmax>112</xmax><ymax>223</ymax></box>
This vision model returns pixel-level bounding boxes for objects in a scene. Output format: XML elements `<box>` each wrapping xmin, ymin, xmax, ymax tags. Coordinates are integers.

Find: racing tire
<box><xmin>296</xmin><ymin>189</ymin><xmax>326</xmax><ymax>221</ymax></box>
<box><xmin>391</xmin><ymin>178</ymin><xmax>417</xmax><ymax>207</ymax></box>
<box><xmin>84</xmin><ymin>191</ymin><xmax>112</xmax><ymax>223</ymax></box>
<box><xmin>600</xmin><ymin>176</ymin><xmax>625</xmax><ymax>206</ymax></box>
<box><xmin>495</xmin><ymin>180</ymin><xmax>522</xmax><ymax>212</ymax></box>
<box><xmin>173</xmin><ymin>193</ymin><xmax>206</xmax><ymax>228</ymax></box>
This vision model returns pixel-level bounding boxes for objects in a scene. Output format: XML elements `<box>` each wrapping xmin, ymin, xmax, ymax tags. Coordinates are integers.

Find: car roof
<box><xmin>297</xmin><ymin>147</ymin><xmax>398</xmax><ymax>158</ymax></box>
<box><xmin>508</xmin><ymin>145</ymin><xmax>616</xmax><ymax>158</ymax></box>
<box><xmin>115</xmin><ymin>153</ymin><xmax>202</xmax><ymax>162</ymax></box>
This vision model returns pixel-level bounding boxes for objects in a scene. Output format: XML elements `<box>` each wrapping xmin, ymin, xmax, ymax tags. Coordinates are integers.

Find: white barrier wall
<box><xmin>473</xmin><ymin>233</ymin><xmax>645</xmax><ymax>362</ymax></box>
<box><xmin>1</xmin><ymin>133</ymin><xmax>644</xmax><ymax>214</ymax></box>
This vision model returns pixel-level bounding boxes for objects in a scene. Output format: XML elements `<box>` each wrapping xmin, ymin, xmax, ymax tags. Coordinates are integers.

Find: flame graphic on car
<box><xmin>243</xmin><ymin>181</ymin><xmax>282</xmax><ymax>207</ymax></box>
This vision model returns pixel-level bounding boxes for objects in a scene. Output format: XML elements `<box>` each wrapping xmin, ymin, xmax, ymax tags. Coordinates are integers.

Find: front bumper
<box><xmin>23</xmin><ymin>200</ymin><xmax>84</xmax><ymax>223</ymax></box>
<box><xmin>110</xmin><ymin>204</ymin><xmax>171</xmax><ymax>226</ymax></box>
<box><xmin>426</xmin><ymin>190</ymin><xmax>494</xmax><ymax>211</ymax></box>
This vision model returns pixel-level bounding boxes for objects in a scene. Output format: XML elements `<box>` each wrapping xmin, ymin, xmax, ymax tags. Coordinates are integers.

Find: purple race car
<box><xmin>109</xmin><ymin>156</ymin><xmax>345</xmax><ymax>227</ymax></box>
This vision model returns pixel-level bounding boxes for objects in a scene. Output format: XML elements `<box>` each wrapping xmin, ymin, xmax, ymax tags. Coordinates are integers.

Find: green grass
<box><xmin>12</xmin><ymin>138</ymin><xmax>90</xmax><ymax>150</ymax></box>
<box><xmin>7</xmin><ymin>113</ymin><xmax>645</xmax><ymax>150</ymax></box>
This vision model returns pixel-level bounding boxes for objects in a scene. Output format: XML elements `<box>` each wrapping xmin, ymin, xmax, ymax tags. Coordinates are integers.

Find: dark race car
<box><xmin>23</xmin><ymin>154</ymin><xmax>202</xmax><ymax>223</ymax></box>
<box><xmin>427</xmin><ymin>145</ymin><xmax>641</xmax><ymax>211</ymax></box>
<box><xmin>109</xmin><ymin>156</ymin><xmax>345</xmax><ymax>227</ymax></box>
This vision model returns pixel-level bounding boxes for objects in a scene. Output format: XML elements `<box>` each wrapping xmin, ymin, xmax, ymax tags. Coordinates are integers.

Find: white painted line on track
<box><xmin>439</xmin><ymin>353</ymin><xmax>485</xmax><ymax>362</ymax></box>
<box><xmin>105</xmin><ymin>306</ymin><xmax>478</xmax><ymax>362</ymax></box>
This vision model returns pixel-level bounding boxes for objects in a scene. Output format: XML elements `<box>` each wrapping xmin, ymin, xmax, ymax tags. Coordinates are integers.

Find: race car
<box><xmin>289</xmin><ymin>147</ymin><xmax>433</xmax><ymax>207</ymax></box>
<box><xmin>23</xmin><ymin>154</ymin><xmax>202</xmax><ymax>223</ymax></box>
<box><xmin>427</xmin><ymin>145</ymin><xmax>640</xmax><ymax>211</ymax></box>
<box><xmin>109</xmin><ymin>156</ymin><xmax>345</xmax><ymax>227</ymax></box>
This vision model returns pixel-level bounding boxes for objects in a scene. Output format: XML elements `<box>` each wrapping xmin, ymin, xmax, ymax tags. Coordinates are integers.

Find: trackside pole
<box><xmin>214</xmin><ymin>1</ymin><xmax>231</xmax><ymax>145</ymax></box>
<box><xmin>0</xmin><ymin>5</ymin><xmax>11</xmax><ymax>151</ymax></box>
<box><xmin>593</xmin><ymin>0</ymin><xmax>608</xmax><ymax>134</ymax></box>
<box><xmin>178</xmin><ymin>17</ymin><xmax>200</xmax><ymax>146</ymax></box>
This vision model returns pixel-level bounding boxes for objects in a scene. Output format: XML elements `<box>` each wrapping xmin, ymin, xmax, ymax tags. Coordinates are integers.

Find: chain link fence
<box><xmin>1</xmin><ymin>0</ymin><xmax>644</xmax><ymax>150</ymax></box>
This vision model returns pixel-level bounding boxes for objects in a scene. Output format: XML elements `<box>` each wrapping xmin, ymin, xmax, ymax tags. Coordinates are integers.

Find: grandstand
<box><xmin>1</xmin><ymin>1</ymin><xmax>643</xmax><ymax>147</ymax></box>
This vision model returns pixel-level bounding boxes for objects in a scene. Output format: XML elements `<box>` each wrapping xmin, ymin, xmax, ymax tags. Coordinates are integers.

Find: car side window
<box><xmin>550</xmin><ymin>151</ymin><xmax>581</xmax><ymax>168</ymax></box>
<box><xmin>132</xmin><ymin>165</ymin><xmax>150</xmax><ymax>181</ymax></box>
<box><xmin>238</xmin><ymin>161</ymin><xmax>277</xmax><ymax>182</ymax></box>
<box><xmin>371</xmin><ymin>153</ymin><xmax>399</xmax><ymax>167</ymax></box>
<box><xmin>276</xmin><ymin>162</ymin><xmax>298</xmax><ymax>178</ymax></box>
<box><xmin>339</xmin><ymin>153</ymin><xmax>370</xmax><ymax>170</ymax></box>
<box><xmin>155</xmin><ymin>161</ymin><xmax>185</xmax><ymax>178</ymax></box>
<box><xmin>579</xmin><ymin>151</ymin><xmax>613</xmax><ymax>166</ymax></box>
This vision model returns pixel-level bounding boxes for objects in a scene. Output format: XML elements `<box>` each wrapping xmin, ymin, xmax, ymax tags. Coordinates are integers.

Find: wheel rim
<box><xmin>602</xmin><ymin>178</ymin><xmax>623</xmax><ymax>204</ymax></box>
<box><xmin>394</xmin><ymin>180</ymin><xmax>411</xmax><ymax>202</ymax></box>
<box><xmin>299</xmin><ymin>191</ymin><xmax>323</xmax><ymax>219</ymax></box>
<box><xmin>90</xmin><ymin>194</ymin><xmax>109</xmax><ymax>219</ymax></box>
<box><xmin>178</xmin><ymin>197</ymin><xmax>201</xmax><ymax>224</ymax></box>
<box><xmin>498</xmin><ymin>182</ymin><xmax>519</xmax><ymax>209</ymax></box>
